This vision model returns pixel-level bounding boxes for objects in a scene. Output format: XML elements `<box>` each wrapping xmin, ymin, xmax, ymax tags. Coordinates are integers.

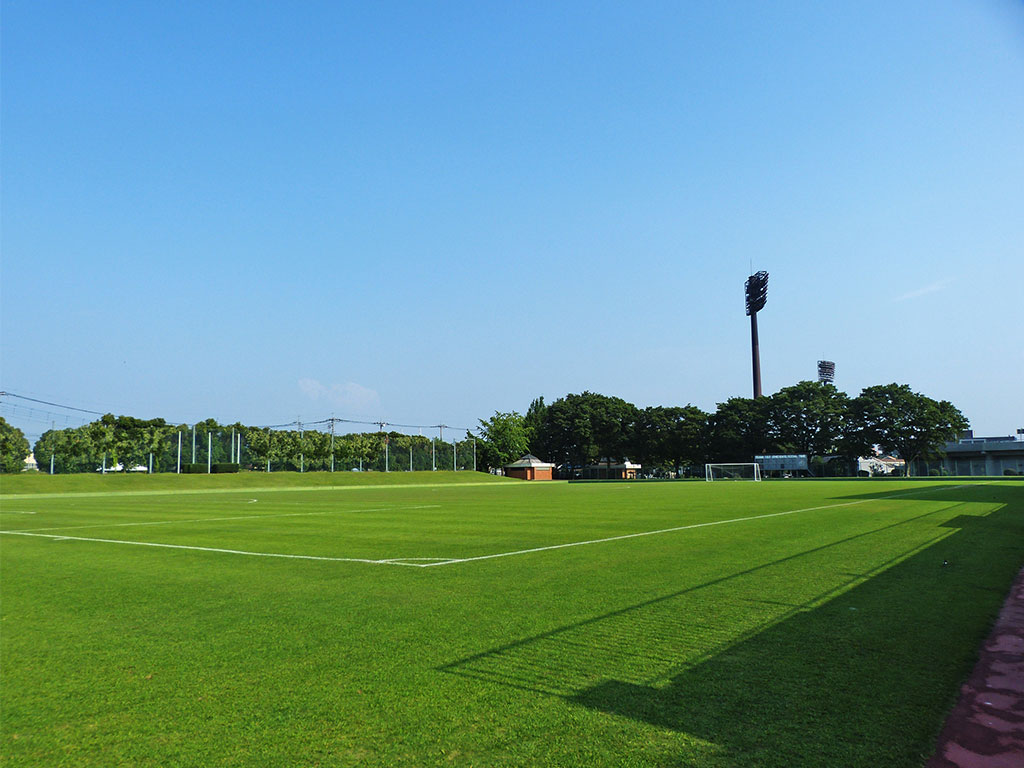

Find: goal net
<box><xmin>705</xmin><ymin>463</ymin><xmax>762</xmax><ymax>481</ymax></box>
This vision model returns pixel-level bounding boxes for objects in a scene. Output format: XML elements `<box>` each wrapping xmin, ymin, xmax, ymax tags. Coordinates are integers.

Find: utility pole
<box><xmin>177</xmin><ymin>431</ymin><xmax>181</xmax><ymax>474</ymax></box>
<box><xmin>377</xmin><ymin>422</ymin><xmax>388</xmax><ymax>472</ymax></box>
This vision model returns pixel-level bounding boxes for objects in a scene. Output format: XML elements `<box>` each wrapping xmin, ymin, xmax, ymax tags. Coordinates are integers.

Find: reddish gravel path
<box><xmin>927</xmin><ymin>567</ymin><xmax>1024</xmax><ymax>768</ymax></box>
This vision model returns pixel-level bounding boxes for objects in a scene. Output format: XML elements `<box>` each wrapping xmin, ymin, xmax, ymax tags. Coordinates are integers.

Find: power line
<box><xmin>0</xmin><ymin>391</ymin><xmax>107</xmax><ymax>416</ymax></box>
<box><xmin>1</xmin><ymin>390</ymin><xmax>480</xmax><ymax>438</ymax></box>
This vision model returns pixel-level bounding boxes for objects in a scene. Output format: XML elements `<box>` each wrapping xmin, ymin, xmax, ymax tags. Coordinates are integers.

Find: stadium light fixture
<box><xmin>744</xmin><ymin>271</ymin><xmax>769</xmax><ymax>397</ymax></box>
<box><xmin>817</xmin><ymin>360</ymin><xmax>835</xmax><ymax>384</ymax></box>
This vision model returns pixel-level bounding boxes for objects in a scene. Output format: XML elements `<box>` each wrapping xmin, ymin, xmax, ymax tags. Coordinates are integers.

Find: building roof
<box><xmin>586</xmin><ymin>458</ymin><xmax>642</xmax><ymax>469</ymax></box>
<box><xmin>505</xmin><ymin>454</ymin><xmax>555</xmax><ymax>469</ymax></box>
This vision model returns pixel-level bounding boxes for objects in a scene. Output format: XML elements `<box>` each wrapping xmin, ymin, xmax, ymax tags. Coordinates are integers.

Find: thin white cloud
<box><xmin>297</xmin><ymin>378</ymin><xmax>381</xmax><ymax>415</ymax></box>
<box><xmin>893</xmin><ymin>278</ymin><xmax>952</xmax><ymax>302</ymax></box>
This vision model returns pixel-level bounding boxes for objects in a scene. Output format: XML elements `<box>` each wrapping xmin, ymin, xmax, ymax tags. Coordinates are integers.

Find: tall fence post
<box><xmin>50</xmin><ymin>453</ymin><xmax>55</xmax><ymax>475</ymax></box>
<box><xmin>207</xmin><ymin>433</ymin><xmax>212</xmax><ymax>473</ymax></box>
<box><xmin>177</xmin><ymin>431</ymin><xmax>181</xmax><ymax>474</ymax></box>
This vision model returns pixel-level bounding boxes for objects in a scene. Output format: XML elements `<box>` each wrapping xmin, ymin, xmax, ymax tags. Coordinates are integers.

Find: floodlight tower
<box><xmin>744</xmin><ymin>271</ymin><xmax>769</xmax><ymax>398</ymax></box>
<box><xmin>817</xmin><ymin>360</ymin><xmax>836</xmax><ymax>384</ymax></box>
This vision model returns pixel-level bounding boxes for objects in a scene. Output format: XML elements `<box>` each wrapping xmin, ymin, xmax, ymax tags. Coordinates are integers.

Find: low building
<box><xmin>582</xmin><ymin>458</ymin><xmax>642</xmax><ymax>480</ymax></box>
<box><xmin>23</xmin><ymin>452</ymin><xmax>38</xmax><ymax>472</ymax></box>
<box><xmin>914</xmin><ymin>432</ymin><xmax>1024</xmax><ymax>476</ymax></box>
<box><xmin>504</xmin><ymin>454</ymin><xmax>555</xmax><ymax>481</ymax></box>
<box><xmin>857</xmin><ymin>455</ymin><xmax>905</xmax><ymax>476</ymax></box>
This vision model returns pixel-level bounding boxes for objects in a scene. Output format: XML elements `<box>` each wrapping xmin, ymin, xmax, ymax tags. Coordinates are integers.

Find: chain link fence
<box><xmin>32</xmin><ymin>422</ymin><xmax>479</xmax><ymax>475</ymax></box>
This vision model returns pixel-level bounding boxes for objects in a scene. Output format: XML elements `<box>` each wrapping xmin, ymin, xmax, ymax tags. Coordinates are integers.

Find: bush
<box><xmin>211</xmin><ymin>463</ymin><xmax>239</xmax><ymax>474</ymax></box>
<box><xmin>181</xmin><ymin>463</ymin><xmax>207</xmax><ymax>474</ymax></box>
<box><xmin>1005</xmin><ymin>468</ymin><xmax>1019</xmax><ymax>476</ymax></box>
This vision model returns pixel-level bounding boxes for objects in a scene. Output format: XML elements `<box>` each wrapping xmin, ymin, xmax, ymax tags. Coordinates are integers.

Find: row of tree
<box><xmin>477</xmin><ymin>382</ymin><xmax>968</xmax><ymax>476</ymax></box>
<box><xmin>2</xmin><ymin>381</ymin><xmax>967</xmax><ymax>476</ymax></box>
<box><xmin>20</xmin><ymin>415</ymin><xmax>476</xmax><ymax>474</ymax></box>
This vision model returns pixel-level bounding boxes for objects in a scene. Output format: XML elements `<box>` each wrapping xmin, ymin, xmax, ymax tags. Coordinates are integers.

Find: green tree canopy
<box><xmin>767</xmin><ymin>381</ymin><xmax>849</xmax><ymax>459</ymax></box>
<box><xmin>850</xmin><ymin>383</ymin><xmax>969</xmax><ymax>475</ymax></box>
<box><xmin>478</xmin><ymin>411</ymin><xmax>530</xmax><ymax>469</ymax></box>
<box><xmin>538</xmin><ymin>392</ymin><xmax>639</xmax><ymax>468</ymax></box>
<box><xmin>0</xmin><ymin>417</ymin><xmax>30</xmax><ymax>473</ymax></box>
<box><xmin>707</xmin><ymin>397</ymin><xmax>772</xmax><ymax>462</ymax></box>
<box><xmin>634</xmin><ymin>405</ymin><xmax>709</xmax><ymax>472</ymax></box>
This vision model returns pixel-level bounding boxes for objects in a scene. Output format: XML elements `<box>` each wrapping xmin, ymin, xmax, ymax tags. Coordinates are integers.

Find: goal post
<box><xmin>705</xmin><ymin>463</ymin><xmax>762</xmax><ymax>481</ymax></box>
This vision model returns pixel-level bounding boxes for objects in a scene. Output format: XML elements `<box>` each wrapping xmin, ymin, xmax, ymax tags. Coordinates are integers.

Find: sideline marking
<box><xmin>419</xmin><ymin>486</ymin><xmax>965</xmax><ymax>567</ymax></box>
<box><xmin>14</xmin><ymin>504</ymin><xmax>441</xmax><ymax>533</ymax></box>
<box><xmin>0</xmin><ymin>485</ymin><xmax>966</xmax><ymax>568</ymax></box>
<box><xmin>0</xmin><ymin>530</ymin><xmax>426</xmax><ymax>567</ymax></box>
<box><xmin>0</xmin><ymin>479</ymin><xmax>531</xmax><ymax>502</ymax></box>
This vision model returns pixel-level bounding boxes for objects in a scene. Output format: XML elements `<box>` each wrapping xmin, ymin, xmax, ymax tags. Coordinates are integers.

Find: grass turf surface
<box><xmin>1</xmin><ymin>474</ymin><xmax>1022</xmax><ymax>766</ymax></box>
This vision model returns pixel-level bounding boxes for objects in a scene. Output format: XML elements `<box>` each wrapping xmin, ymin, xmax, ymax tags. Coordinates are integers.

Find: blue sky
<box><xmin>2</xmin><ymin>1</ymin><xmax>1022</xmax><ymax>442</ymax></box>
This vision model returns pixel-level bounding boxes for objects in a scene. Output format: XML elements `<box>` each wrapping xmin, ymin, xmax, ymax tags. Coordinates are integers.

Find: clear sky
<box><xmin>2</xmin><ymin>1</ymin><xmax>1022</xmax><ymax>443</ymax></box>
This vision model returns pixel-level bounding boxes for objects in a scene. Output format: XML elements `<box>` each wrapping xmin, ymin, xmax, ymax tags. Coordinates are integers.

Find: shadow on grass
<box><xmin>441</xmin><ymin>484</ymin><xmax>1024</xmax><ymax>767</ymax></box>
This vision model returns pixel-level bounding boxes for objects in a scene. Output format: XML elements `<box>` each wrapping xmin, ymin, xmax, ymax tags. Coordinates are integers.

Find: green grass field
<box><xmin>2</xmin><ymin>473</ymin><xmax>1022</xmax><ymax>767</ymax></box>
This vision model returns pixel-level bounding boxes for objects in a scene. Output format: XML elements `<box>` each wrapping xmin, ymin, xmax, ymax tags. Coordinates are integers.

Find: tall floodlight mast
<box><xmin>744</xmin><ymin>271</ymin><xmax>769</xmax><ymax>398</ymax></box>
<box><xmin>817</xmin><ymin>360</ymin><xmax>835</xmax><ymax>384</ymax></box>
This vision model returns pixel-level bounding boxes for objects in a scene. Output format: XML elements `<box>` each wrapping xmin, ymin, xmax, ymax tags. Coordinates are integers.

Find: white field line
<box><xmin>0</xmin><ymin>530</ymin><xmax>426</xmax><ymax>567</ymax></box>
<box><xmin>417</xmin><ymin>484</ymin><xmax>968</xmax><ymax>567</ymax></box>
<box><xmin>13</xmin><ymin>504</ymin><xmax>441</xmax><ymax>533</ymax></box>
<box><xmin>0</xmin><ymin>484</ymin><xmax>967</xmax><ymax>569</ymax></box>
<box><xmin>0</xmin><ymin>480</ymin><xmax>532</xmax><ymax>502</ymax></box>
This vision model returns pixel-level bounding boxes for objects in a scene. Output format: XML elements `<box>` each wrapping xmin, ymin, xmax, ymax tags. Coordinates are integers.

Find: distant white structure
<box><xmin>23</xmin><ymin>452</ymin><xmax>38</xmax><ymax>472</ymax></box>
<box><xmin>857</xmin><ymin>455</ymin><xmax>905</xmax><ymax>476</ymax></box>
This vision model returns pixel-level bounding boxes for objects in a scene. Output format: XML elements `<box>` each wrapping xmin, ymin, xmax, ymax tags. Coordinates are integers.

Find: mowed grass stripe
<box><xmin>0</xmin><ymin>483</ymin><xmax>967</xmax><ymax>568</ymax></box>
<box><xmin>2</xmin><ymin>478</ymin><xmax>1020</xmax><ymax>768</ymax></box>
<box><xmin>11</xmin><ymin>503</ymin><xmax>442</xmax><ymax>533</ymax></box>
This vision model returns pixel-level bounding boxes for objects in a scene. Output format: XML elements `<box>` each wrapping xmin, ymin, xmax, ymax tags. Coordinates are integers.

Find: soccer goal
<box><xmin>705</xmin><ymin>463</ymin><xmax>762</xmax><ymax>481</ymax></box>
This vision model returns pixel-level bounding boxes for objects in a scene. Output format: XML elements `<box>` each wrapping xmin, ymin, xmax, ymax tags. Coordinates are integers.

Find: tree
<box><xmin>707</xmin><ymin>397</ymin><xmax>772</xmax><ymax>462</ymax></box>
<box><xmin>849</xmin><ymin>383</ymin><xmax>969</xmax><ymax>476</ymax></box>
<box><xmin>635</xmin><ymin>405</ymin><xmax>709</xmax><ymax>474</ymax></box>
<box><xmin>538</xmin><ymin>392</ymin><xmax>639</xmax><ymax>469</ymax></box>
<box><xmin>767</xmin><ymin>381</ymin><xmax>849</xmax><ymax>461</ymax></box>
<box><xmin>0</xmin><ymin>417</ymin><xmax>30</xmax><ymax>473</ymax></box>
<box><xmin>523</xmin><ymin>397</ymin><xmax>547</xmax><ymax>455</ymax></box>
<box><xmin>477</xmin><ymin>411</ymin><xmax>529</xmax><ymax>469</ymax></box>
